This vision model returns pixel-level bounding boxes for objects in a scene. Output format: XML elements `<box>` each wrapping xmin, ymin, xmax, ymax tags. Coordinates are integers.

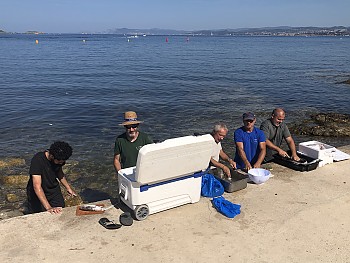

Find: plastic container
<box><xmin>248</xmin><ymin>168</ymin><xmax>271</xmax><ymax>184</ymax></box>
<box><xmin>298</xmin><ymin>141</ymin><xmax>336</xmax><ymax>167</ymax></box>
<box><xmin>273</xmin><ymin>151</ymin><xmax>320</xmax><ymax>172</ymax></box>
<box><xmin>213</xmin><ymin>168</ymin><xmax>248</xmax><ymax>193</ymax></box>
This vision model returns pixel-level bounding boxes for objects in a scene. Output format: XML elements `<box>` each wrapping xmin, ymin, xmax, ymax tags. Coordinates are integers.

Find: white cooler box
<box><xmin>298</xmin><ymin>141</ymin><xmax>336</xmax><ymax>167</ymax></box>
<box><xmin>118</xmin><ymin>134</ymin><xmax>214</xmax><ymax>220</ymax></box>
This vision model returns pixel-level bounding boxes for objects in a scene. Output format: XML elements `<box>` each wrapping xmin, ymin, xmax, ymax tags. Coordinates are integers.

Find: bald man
<box><xmin>260</xmin><ymin>108</ymin><xmax>300</xmax><ymax>162</ymax></box>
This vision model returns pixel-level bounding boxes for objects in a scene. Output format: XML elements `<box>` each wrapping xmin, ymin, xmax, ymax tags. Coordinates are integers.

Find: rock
<box><xmin>0</xmin><ymin>158</ymin><xmax>25</xmax><ymax>169</ymax></box>
<box><xmin>65</xmin><ymin>172</ymin><xmax>82</xmax><ymax>182</ymax></box>
<box><xmin>86</xmin><ymin>182</ymin><xmax>101</xmax><ymax>189</ymax></box>
<box><xmin>6</xmin><ymin>194</ymin><xmax>19</xmax><ymax>203</ymax></box>
<box><xmin>289</xmin><ymin>112</ymin><xmax>350</xmax><ymax>137</ymax></box>
<box><xmin>0</xmin><ymin>175</ymin><xmax>29</xmax><ymax>188</ymax></box>
<box><xmin>61</xmin><ymin>185</ymin><xmax>83</xmax><ymax>207</ymax></box>
<box><xmin>337</xmin><ymin>79</ymin><xmax>350</xmax><ymax>85</ymax></box>
<box><xmin>62</xmin><ymin>160</ymin><xmax>79</xmax><ymax>174</ymax></box>
<box><xmin>312</xmin><ymin>113</ymin><xmax>349</xmax><ymax>124</ymax></box>
<box><xmin>64</xmin><ymin>195</ymin><xmax>83</xmax><ymax>207</ymax></box>
<box><xmin>0</xmin><ymin>209</ymin><xmax>24</xmax><ymax>220</ymax></box>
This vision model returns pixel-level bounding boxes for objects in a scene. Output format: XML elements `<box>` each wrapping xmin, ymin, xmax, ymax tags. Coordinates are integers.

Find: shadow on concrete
<box><xmin>80</xmin><ymin>188</ymin><xmax>111</xmax><ymax>203</ymax></box>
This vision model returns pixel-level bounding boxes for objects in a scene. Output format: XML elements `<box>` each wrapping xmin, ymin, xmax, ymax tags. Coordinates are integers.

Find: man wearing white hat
<box><xmin>114</xmin><ymin>111</ymin><xmax>153</xmax><ymax>171</ymax></box>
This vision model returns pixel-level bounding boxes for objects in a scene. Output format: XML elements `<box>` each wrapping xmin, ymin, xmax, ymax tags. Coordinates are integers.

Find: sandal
<box><xmin>99</xmin><ymin>217</ymin><xmax>122</xmax><ymax>230</ymax></box>
<box><xmin>119</xmin><ymin>212</ymin><xmax>133</xmax><ymax>226</ymax></box>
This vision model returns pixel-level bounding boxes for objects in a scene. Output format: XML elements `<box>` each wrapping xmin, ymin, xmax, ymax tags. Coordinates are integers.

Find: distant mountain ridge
<box><xmin>107</xmin><ymin>26</ymin><xmax>350</xmax><ymax>36</ymax></box>
<box><xmin>106</xmin><ymin>27</ymin><xmax>189</xmax><ymax>35</ymax></box>
<box><xmin>195</xmin><ymin>26</ymin><xmax>350</xmax><ymax>36</ymax></box>
<box><xmin>1</xmin><ymin>26</ymin><xmax>350</xmax><ymax>36</ymax></box>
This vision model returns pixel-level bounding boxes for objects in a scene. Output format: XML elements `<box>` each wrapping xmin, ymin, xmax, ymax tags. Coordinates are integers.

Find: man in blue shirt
<box><xmin>234</xmin><ymin>112</ymin><xmax>266</xmax><ymax>170</ymax></box>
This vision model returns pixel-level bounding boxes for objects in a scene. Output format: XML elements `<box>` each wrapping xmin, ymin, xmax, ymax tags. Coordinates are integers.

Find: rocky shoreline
<box><xmin>337</xmin><ymin>79</ymin><xmax>350</xmax><ymax>85</ymax></box>
<box><xmin>1</xmin><ymin>112</ymin><xmax>350</xmax><ymax>220</ymax></box>
<box><xmin>0</xmin><ymin>159</ymin><xmax>83</xmax><ymax>220</ymax></box>
<box><xmin>289</xmin><ymin>113</ymin><xmax>350</xmax><ymax>137</ymax></box>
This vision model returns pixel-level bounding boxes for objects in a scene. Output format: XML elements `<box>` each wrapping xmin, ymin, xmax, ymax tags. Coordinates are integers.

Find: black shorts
<box><xmin>26</xmin><ymin>188</ymin><xmax>65</xmax><ymax>213</ymax></box>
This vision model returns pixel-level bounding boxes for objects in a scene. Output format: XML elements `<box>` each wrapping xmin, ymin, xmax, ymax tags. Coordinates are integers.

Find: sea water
<box><xmin>1</xmin><ymin>34</ymin><xmax>350</xmax><ymax>202</ymax></box>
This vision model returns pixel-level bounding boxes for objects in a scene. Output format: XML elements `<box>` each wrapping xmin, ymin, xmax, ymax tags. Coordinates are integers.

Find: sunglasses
<box><xmin>244</xmin><ymin>119</ymin><xmax>254</xmax><ymax>123</ymax></box>
<box><xmin>53</xmin><ymin>159</ymin><xmax>66</xmax><ymax>165</ymax></box>
<box><xmin>124</xmin><ymin>124</ymin><xmax>139</xmax><ymax>129</ymax></box>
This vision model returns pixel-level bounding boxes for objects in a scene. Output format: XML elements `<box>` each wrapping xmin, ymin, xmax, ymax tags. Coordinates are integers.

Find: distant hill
<box><xmin>105</xmin><ymin>26</ymin><xmax>350</xmax><ymax>36</ymax></box>
<box><xmin>192</xmin><ymin>26</ymin><xmax>350</xmax><ymax>36</ymax></box>
<box><xmin>24</xmin><ymin>31</ymin><xmax>44</xmax><ymax>34</ymax></box>
<box><xmin>106</xmin><ymin>28</ymin><xmax>191</xmax><ymax>35</ymax></box>
<box><xmin>1</xmin><ymin>26</ymin><xmax>350</xmax><ymax>36</ymax></box>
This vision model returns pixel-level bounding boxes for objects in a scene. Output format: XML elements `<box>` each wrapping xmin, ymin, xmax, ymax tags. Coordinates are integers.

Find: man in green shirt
<box><xmin>114</xmin><ymin>111</ymin><xmax>153</xmax><ymax>171</ymax></box>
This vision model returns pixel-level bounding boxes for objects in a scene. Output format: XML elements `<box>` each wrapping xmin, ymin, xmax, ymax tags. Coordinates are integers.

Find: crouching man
<box><xmin>210</xmin><ymin>123</ymin><xmax>236</xmax><ymax>178</ymax></box>
<box><xmin>26</xmin><ymin>141</ymin><xmax>76</xmax><ymax>214</ymax></box>
<box><xmin>260</xmin><ymin>108</ymin><xmax>300</xmax><ymax>162</ymax></box>
<box><xmin>234</xmin><ymin>112</ymin><xmax>266</xmax><ymax>171</ymax></box>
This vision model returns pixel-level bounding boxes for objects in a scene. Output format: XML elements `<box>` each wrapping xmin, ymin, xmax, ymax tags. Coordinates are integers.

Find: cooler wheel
<box><xmin>134</xmin><ymin>204</ymin><xmax>149</xmax><ymax>221</ymax></box>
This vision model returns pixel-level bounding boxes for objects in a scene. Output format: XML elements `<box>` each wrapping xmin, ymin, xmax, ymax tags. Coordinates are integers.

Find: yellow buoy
<box><xmin>35</xmin><ymin>39</ymin><xmax>39</xmax><ymax>44</ymax></box>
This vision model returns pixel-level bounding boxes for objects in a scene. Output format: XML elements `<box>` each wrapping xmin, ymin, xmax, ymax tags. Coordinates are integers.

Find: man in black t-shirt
<box><xmin>26</xmin><ymin>141</ymin><xmax>76</xmax><ymax>214</ymax></box>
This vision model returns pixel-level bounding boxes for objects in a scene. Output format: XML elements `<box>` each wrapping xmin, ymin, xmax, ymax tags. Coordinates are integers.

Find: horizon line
<box><xmin>1</xmin><ymin>25</ymin><xmax>350</xmax><ymax>34</ymax></box>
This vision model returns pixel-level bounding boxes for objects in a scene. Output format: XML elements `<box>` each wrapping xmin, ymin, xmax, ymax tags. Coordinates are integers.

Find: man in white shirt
<box><xmin>210</xmin><ymin>123</ymin><xmax>236</xmax><ymax>178</ymax></box>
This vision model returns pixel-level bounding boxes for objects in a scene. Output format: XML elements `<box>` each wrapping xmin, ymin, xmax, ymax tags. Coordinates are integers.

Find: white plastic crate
<box><xmin>298</xmin><ymin>141</ymin><xmax>336</xmax><ymax>167</ymax></box>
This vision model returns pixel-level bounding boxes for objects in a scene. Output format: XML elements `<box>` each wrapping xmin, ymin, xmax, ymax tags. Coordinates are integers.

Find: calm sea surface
<box><xmin>1</xmin><ymin>34</ymin><xmax>350</xmax><ymax>201</ymax></box>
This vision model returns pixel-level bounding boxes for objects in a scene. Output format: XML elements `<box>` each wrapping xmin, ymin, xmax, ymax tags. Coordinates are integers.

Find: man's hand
<box><xmin>253</xmin><ymin>162</ymin><xmax>261</xmax><ymax>168</ymax></box>
<box><xmin>244</xmin><ymin>161</ymin><xmax>252</xmax><ymax>171</ymax></box>
<box><xmin>47</xmin><ymin>207</ymin><xmax>62</xmax><ymax>214</ymax></box>
<box><xmin>222</xmin><ymin>166</ymin><xmax>231</xmax><ymax>178</ymax></box>
<box><xmin>67</xmin><ymin>188</ymin><xmax>77</xmax><ymax>197</ymax></box>
<box><xmin>228</xmin><ymin>159</ymin><xmax>237</xmax><ymax>169</ymax></box>
<box><xmin>291</xmin><ymin>154</ymin><xmax>300</xmax><ymax>161</ymax></box>
<box><xmin>278</xmin><ymin>149</ymin><xmax>289</xmax><ymax>158</ymax></box>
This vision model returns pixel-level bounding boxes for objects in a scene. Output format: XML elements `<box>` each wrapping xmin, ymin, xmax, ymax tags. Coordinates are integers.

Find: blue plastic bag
<box><xmin>212</xmin><ymin>196</ymin><xmax>241</xmax><ymax>218</ymax></box>
<box><xmin>201</xmin><ymin>173</ymin><xmax>224</xmax><ymax>197</ymax></box>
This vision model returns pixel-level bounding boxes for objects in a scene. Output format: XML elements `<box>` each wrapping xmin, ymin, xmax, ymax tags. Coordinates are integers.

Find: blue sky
<box><xmin>1</xmin><ymin>0</ymin><xmax>349</xmax><ymax>33</ymax></box>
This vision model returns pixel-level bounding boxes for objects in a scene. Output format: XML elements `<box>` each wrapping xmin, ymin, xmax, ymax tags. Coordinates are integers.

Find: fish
<box><xmin>79</xmin><ymin>204</ymin><xmax>115</xmax><ymax>212</ymax></box>
<box><xmin>79</xmin><ymin>204</ymin><xmax>104</xmax><ymax>211</ymax></box>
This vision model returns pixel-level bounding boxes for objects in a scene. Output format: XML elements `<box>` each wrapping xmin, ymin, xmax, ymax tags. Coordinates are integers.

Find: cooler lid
<box><xmin>135</xmin><ymin>134</ymin><xmax>215</xmax><ymax>184</ymax></box>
